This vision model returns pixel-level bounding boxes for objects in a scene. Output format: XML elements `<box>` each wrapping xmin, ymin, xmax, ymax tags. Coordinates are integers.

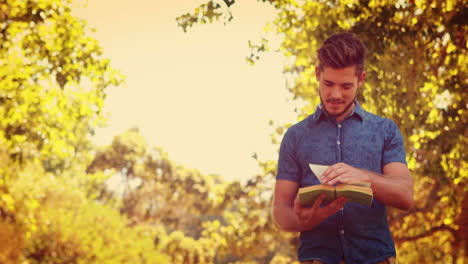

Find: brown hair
<box><xmin>317</xmin><ymin>33</ymin><xmax>366</xmax><ymax>76</ymax></box>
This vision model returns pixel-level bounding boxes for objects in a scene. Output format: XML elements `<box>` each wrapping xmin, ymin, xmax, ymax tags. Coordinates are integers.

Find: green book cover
<box><xmin>298</xmin><ymin>184</ymin><xmax>373</xmax><ymax>207</ymax></box>
<box><xmin>298</xmin><ymin>185</ymin><xmax>336</xmax><ymax>206</ymax></box>
<box><xmin>304</xmin><ymin>163</ymin><xmax>373</xmax><ymax>206</ymax></box>
<box><xmin>335</xmin><ymin>184</ymin><xmax>373</xmax><ymax>207</ymax></box>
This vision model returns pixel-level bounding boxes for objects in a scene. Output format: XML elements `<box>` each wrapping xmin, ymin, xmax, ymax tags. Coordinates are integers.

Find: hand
<box><xmin>293</xmin><ymin>194</ymin><xmax>347</xmax><ymax>231</ymax></box>
<box><xmin>321</xmin><ymin>162</ymin><xmax>371</xmax><ymax>186</ymax></box>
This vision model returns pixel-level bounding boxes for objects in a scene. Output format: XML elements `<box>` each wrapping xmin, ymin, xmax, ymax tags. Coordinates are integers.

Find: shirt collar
<box><xmin>311</xmin><ymin>100</ymin><xmax>366</xmax><ymax>123</ymax></box>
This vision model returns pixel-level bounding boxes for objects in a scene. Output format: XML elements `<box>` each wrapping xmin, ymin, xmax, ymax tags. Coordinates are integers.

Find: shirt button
<box><xmin>337</xmin><ymin>141</ymin><xmax>341</xmax><ymax>145</ymax></box>
<box><xmin>338</xmin><ymin>124</ymin><xmax>342</xmax><ymax>128</ymax></box>
<box><xmin>341</xmin><ymin>230</ymin><xmax>345</xmax><ymax>235</ymax></box>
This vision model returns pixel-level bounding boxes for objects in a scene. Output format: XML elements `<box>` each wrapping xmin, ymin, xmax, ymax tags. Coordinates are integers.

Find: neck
<box><xmin>334</xmin><ymin>101</ymin><xmax>356</xmax><ymax>123</ymax></box>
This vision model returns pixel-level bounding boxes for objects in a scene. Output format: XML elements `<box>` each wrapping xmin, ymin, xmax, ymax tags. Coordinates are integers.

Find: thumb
<box><xmin>294</xmin><ymin>196</ymin><xmax>302</xmax><ymax>213</ymax></box>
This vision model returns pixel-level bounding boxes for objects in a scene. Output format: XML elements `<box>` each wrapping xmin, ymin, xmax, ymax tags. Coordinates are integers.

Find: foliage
<box><xmin>1</xmin><ymin>0</ymin><xmax>294</xmax><ymax>261</ymax></box>
<box><xmin>87</xmin><ymin>129</ymin><xmax>227</xmax><ymax>232</ymax></box>
<box><xmin>3</xmin><ymin>162</ymin><xmax>169</xmax><ymax>263</ymax></box>
<box><xmin>0</xmin><ymin>0</ymin><xmax>123</xmax><ymax>174</ymax></box>
<box><xmin>1</xmin><ymin>0</ymin><xmax>465</xmax><ymax>263</ymax></box>
<box><xmin>177</xmin><ymin>0</ymin><xmax>467</xmax><ymax>263</ymax></box>
<box><xmin>176</xmin><ymin>0</ymin><xmax>241</xmax><ymax>32</ymax></box>
<box><xmin>87</xmin><ymin>128</ymin><xmax>298</xmax><ymax>263</ymax></box>
<box><xmin>0</xmin><ymin>0</ymin><xmax>169</xmax><ymax>263</ymax></box>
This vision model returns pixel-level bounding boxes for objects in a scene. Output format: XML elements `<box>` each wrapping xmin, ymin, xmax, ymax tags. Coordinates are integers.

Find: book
<box><xmin>309</xmin><ymin>164</ymin><xmax>329</xmax><ymax>183</ymax></box>
<box><xmin>298</xmin><ymin>164</ymin><xmax>373</xmax><ymax>207</ymax></box>
<box><xmin>298</xmin><ymin>183</ymin><xmax>373</xmax><ymax>207</ymax></box>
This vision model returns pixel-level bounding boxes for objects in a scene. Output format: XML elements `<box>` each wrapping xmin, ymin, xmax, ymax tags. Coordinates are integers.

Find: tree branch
<box><xmin>394</xmin><ymin>224</ymin><xmax>458</xmax><ymax>243</ymax></box>
<box><xmin>388</xmin><ymin>179</ymin><xmax>441</xmax><ymax>224</ymax></box>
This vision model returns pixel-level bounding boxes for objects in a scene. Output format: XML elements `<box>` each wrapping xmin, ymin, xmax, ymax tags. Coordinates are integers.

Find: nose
<box><xmin>329</xmin><ymin>85</ymin><xmax>341</xmax><ymax>99</ymax></box>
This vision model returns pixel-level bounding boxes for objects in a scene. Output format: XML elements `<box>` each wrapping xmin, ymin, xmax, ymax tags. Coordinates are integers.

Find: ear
<box><xmin>358</xmin><ymin>71</ymin><xmax>366</xmax><ymax>87</ymax></box>
<box><xmin>315</xmin><ymin>66</ymin><xmax>320</xmax><ymax>81</ymax></box>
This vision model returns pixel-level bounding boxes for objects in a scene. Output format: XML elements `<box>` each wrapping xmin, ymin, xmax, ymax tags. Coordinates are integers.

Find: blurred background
<box><xmin>0</xmin><ymin>0</ymin><xmax>466</xmax><ymax>263</ymax></box>
<box><xmin>72</xmin><ymin>0</ymin><xmax>298</xmax><ymax>182</ymax></box>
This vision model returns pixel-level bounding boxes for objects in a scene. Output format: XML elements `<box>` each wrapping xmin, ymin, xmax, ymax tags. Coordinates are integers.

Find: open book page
<box><xmin>305</xmin><ymin>163</ymin><xmax>373</xmax><ymax>207</ymax></box>
<box><xmin>309</xmin><ymin>164</ymin><xmax>329</xmax><ymax>183</ymax></box>
<box><xmin>309</xmin><ymin>163</ymin><xmax>371</xmax><ymax>188</ymax></box>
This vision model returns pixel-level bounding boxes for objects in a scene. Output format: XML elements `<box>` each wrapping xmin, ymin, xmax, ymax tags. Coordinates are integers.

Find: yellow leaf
<box><xmin>446</xmin><ymin>43</ymin><xmax>456</xmax><ymax>53</ymax></box>
<box><xmin>1</xmin><ymin>194</ymin><xmax>15</xmax><ymax>211</ymax></box>
<box><xmin>445</xmin><ymin>0</ymin><xmax>454</xmax><ymax>11</ymax></box>
<box><xmin>415</xmin><ymin>142</ymin><xmax>421</xmax><ymax>149</ymax></box>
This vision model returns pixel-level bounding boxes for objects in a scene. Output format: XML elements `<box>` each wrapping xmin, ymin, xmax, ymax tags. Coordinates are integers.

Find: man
<box><xmin>273</xmin><ymin>33</ymin><xmax>414</xmax><ymax>264</ymax></box>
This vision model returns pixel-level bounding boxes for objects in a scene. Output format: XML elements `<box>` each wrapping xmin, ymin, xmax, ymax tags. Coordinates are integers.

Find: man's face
<box><xmin>316</xmin><ymin>65</ymin><xmax>366</xmax><ymax>122</ymax></box>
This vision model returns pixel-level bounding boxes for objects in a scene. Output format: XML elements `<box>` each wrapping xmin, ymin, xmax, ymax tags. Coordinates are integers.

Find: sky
<box><xmin>72</xmin><ymin>0</ymin><xmax>299</xmax><ymax>181</ymax></box>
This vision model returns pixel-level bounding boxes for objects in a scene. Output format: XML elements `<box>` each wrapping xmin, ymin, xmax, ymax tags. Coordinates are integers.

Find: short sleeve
<box><xmin>276</xmin><ymin>128</ymin><xmax>301</xmax><ymax>182</ymax></box>
<box><xmin>382</xmin><ymin>120</ymin><xmax>407</xmax><ymax>165</ymax></box>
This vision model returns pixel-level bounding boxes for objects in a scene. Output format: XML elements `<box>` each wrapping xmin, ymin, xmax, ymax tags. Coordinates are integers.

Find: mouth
<box><xmin>326</xmin><ymin>100</ymin><xmax>343</xmax><ymax>107</ymax></box>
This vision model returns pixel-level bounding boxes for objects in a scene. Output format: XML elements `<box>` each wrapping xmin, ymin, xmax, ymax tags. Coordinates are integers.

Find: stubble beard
<box><xmin>319</xmin><ymin>91</ymin><xmax>356</xmax><ymax>118</ymax></box>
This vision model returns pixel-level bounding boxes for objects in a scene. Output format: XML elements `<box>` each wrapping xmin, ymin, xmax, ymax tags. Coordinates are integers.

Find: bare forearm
<box><xmin>272</xmin><ymin>180</ymin><xmax>345</xmax><ymax>232</ymax></box>
<box><xmin>272</xmin><ymin>205</ymin><xmax>303</xmax><ymax>232</ymax></box>
<box><xmin>364</xmin><ymin>169</ymin><xmax>413</xmax><ymax>210</ymax></box>
<box><xmin>272</xmin><ymin>199</ymin><xmax>339</xmax><ymax>232</ymax></box>
<box><xmin>322</xmin><ymin>162</ymin><xmax>414</xmax><ymax>210</ymax></box>
<box><xmin>273</xmin><ymin>205</ymin><xmax>327</xmax><ymax>232</ymax></box>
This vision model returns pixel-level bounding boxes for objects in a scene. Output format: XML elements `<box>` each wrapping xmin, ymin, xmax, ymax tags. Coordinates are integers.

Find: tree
<box><xmin>177</xmin><ymin>0</ymin><xmax>467</xmax><ymax>263</ymax></box>
<box><xmin>87</xmin><ymin>129</ymin><xmax>228</xmax><ymax>232</ymax></box>
<box><xmin>2</xmin><ymin>162</ymin><xmax>169</xmax><ymax>264</ymax></box>
<box><xmin>0</xmin><ymin>1</ymin><xmax>171</xmax><ymax>263</ymax></box>
<box><xmin>87</xmin><ymin>128</ymin><xmax>298</xmax><ymax>263</ymax></box>
<box><xmin>87</xmin><ymin>128</ymin><xmax>230</xmax><ymax>263</ymax></box>
<box><xmin>0</xmin><ymin>0</ymin><xmax>123</xmax><ymax>174</ymax></box>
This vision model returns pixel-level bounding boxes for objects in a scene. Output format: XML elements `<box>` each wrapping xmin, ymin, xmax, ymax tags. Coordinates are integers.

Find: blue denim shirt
<box><xmin>276</xmin><ymin>102</ymin><xmax>407</xmax><ymax>264</ymax></box>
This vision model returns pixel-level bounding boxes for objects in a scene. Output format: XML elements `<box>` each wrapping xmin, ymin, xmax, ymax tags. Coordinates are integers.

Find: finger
<box><xmin>322</xmin><ymin>170</ymin><xmax>333</xmax><ymax>183</ymax></box>
<box><xmin>293</xmin><ymin>196</ymin><xmax>302</xmax><ymax>213</ymax></box>
<box><xmin>327</xmin><ymin>173</ymin><xmax>343</xmax><ymax>185</ymax></box>
<box><xmin>322</xmin><ymin>167</ymin><xmax>333</xmax><ymax>180</ymax></box>
<box><xmin>324</xmin><ymin>196</ymin><xmax>348</xmax><ymax>215</ymax></box>
<box><xmin>328</xmin><ymin>167</ymin><xmax>352</xmax><ymax>185</ymax></box>
<box><xmin>333</xmin><ymin>164</ymin><xmax>349</xmax><ymax>178</ymax></box>
<box><xmin>311</xmin><ymin>194</ymin><xmax>327</xmax><ymax>209</ymax></box>
<box><xmin>323</xmin><ymin>164</ymin><xmax>343</xmax><ymax>183</ymax></box>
